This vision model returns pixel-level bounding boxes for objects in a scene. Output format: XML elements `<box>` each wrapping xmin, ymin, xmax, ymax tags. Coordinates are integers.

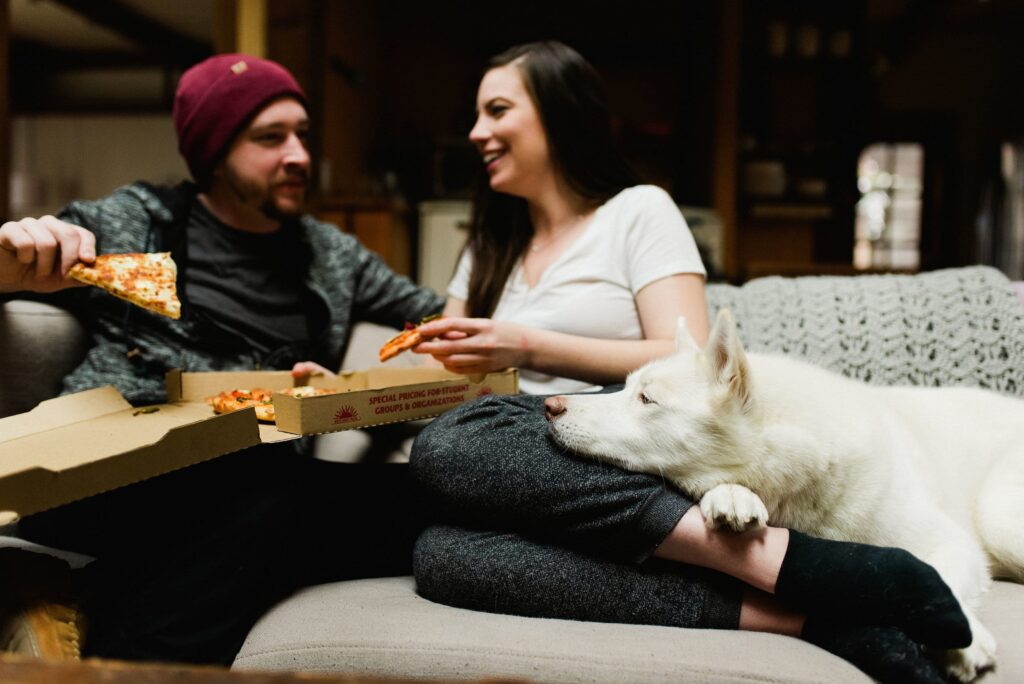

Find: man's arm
<box><xmin>0</xmin><ymin>216</ymin><xmax>96</xmax><ymax>294</ymax></box>
<box><xmin>351</xmin><ymin>246</ymin><xmax>445</xmax><ymax>328</ymax></box>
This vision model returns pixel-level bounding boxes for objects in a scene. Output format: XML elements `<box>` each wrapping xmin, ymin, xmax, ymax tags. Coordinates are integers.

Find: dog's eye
<box><xmin>639</xmin><ymin>392</ymin><xmax>655</xmax><ymax>405</ymax></box>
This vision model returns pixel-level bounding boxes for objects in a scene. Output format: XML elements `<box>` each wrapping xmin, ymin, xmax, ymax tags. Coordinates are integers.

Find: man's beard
<box><xmin>224</xmin><ymin>166</ymin><xmax>308</xmax><ymax>221</ymax></box>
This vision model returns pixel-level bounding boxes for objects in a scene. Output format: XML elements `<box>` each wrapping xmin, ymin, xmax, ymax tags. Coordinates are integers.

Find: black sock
<box><xmin>802</xmin><ymin>615</ymin><xmax>948</xmax><ymax>684</ymax></box>
<box><xmin>776</xmin><ymin>530</ymin><xmax>971</xmax><ymax>649</ymax></box>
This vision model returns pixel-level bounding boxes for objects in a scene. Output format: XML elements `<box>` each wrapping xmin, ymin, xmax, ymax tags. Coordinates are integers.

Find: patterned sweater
<box><xmin>50</xmin><ymin>182</ymin><xmax>443</xmax><ymax>405</ymax></box>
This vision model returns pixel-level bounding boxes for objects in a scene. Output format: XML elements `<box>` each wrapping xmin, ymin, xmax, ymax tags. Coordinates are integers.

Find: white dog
<box><xmin>546</xmin><ymin>309</ymin><xmax>1024</xmax><ymax>682</ymax></box>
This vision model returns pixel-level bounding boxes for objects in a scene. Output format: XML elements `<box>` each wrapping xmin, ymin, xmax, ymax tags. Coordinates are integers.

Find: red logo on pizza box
<box><xmin>333</xmin><ymin>405</ymin><xmax>360</xmax><ymax>424</ymax></box>
<box><xmin>476</xmin><ymin>387</ymin><xmax>493</xmax><ymax>398</ymax></box>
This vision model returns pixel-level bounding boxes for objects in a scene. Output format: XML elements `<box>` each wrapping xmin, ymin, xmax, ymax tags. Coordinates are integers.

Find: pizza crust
<box><xmin>379</xmin><ymin>327</ymin><xmax>425</xmax><ymax>362</ymax></box>
<box><xmin>379</xmin><ymin>315</ymin><xmax>443</xmax><ymax>362</ymax></box>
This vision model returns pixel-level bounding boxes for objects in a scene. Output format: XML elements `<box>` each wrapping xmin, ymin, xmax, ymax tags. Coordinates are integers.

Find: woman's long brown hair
<box><xmin>464</xmin><ymin>41</ymin><xmax>639</xmax><ymax>318</ymax></box>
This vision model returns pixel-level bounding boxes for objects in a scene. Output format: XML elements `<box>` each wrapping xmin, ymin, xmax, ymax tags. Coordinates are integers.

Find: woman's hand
<box><xmin>414</xmin><ymin>317</ymin><xmax>531</xmax><ymax>374</ymax></box>
<box><xmin>291</xmin><ymin>361</ymin><xmax>337</xmax><ymax>379</ymax></box>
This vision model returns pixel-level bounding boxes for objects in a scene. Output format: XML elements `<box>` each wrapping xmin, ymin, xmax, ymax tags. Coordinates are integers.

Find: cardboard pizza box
<box><xmin>0</xmin><ymin>367</ymin><xmax>518</xmax><ymax>522</ymax></box>
<box><xmin>166</xmin><ymin>366</ymin><xmax>519</xmax><ymax>438</ymax></box>
<box><xmin>164</xmin><ymin>369</ymin><xmax>299</xmax><ymax>445</ymax></box>
<box><xmin>274</xmin><ymin>366</ymin><xmax>519</xmax><ymax>435</ymax></box>
<box><xmin>0</xmin><ymin>385</ymin><xmax>262</xmax><ymax>522</ymax></box>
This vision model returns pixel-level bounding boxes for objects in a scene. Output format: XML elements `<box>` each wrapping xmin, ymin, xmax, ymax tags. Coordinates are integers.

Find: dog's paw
<box><xmin>699</xmin><ymin>484</ymin><xmax>769</xmax><ymax>532</ymax></box>
<box><xmin>943</xmin><ymin>621</ymin><xmax>997</xmax><ymax>682</ymax></box>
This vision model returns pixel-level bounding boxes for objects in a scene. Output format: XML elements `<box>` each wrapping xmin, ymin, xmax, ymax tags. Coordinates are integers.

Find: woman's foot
<box><xmin>802</xmin><ymin>615</ymin><xmax>948</xmax><ymax>684</ymax></box>
<box><xmin>776</xmin><ymin>531</ymin><xmax>971</xmax><ymax>649</ymax></box>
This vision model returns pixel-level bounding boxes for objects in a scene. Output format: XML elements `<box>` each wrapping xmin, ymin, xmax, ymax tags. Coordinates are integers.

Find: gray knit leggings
<box><xmin>410</xmin><ymin>390</ymin><xmax>743</xmax><ymax>630</ymax></box>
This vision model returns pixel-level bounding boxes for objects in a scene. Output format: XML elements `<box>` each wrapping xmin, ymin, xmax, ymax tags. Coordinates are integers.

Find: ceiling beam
<box><xmin>11</xmin><ymin>39</ymin><xmax>169</xmax><ymax>70</ymax></box>
<box><xmin>49</xmin><ymin>0</ymin><xmax>211</xmax><ymax>65</ymax></box>
<box><xmin>8</xmin><ymin>39</ymin><xmax>176</xmax><ymax>114</ymax></box>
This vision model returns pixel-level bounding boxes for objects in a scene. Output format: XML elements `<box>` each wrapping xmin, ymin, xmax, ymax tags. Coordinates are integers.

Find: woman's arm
<box><xmin>441</xmin><ymin>297</ymin><xmax>468</xmax><ymax>318</ymax></box>
<box><xmin>415</xmin><ymin>273</ymin><xmax>708</xmax><ymax>383</ymax></box>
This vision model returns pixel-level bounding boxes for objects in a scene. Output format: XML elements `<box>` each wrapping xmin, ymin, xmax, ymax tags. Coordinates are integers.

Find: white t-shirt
<box><xmin>448</xmin><ymin>185</ymin><xmax>706</xmax><ymax>395</ymax></box>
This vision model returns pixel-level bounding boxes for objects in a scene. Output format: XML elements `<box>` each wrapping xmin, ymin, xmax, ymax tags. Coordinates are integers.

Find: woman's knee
<box><xmin>413</xmin><ymin>525</ymin><xmax>479</xmax><ymax>605</ymax></box>
<box><xmin>414</xmin><ymin>524</ymin><xmax>559</xmax><ymax>616</ymax></box>
<box><xmin>409</xmin><ymin>393</ymin><xmax>546</xmax><ymax>487</ymax></box>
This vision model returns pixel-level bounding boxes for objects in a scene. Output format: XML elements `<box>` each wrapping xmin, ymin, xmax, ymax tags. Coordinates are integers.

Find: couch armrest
<box><xmin>0</xmin><ymin>300</ymin><xmax>89</xmax><ymax>418</ymax></box>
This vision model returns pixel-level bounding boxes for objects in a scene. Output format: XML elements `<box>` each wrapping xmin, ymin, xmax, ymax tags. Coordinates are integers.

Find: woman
<box><xmin>408</xmin><ymin>42</ymin><xmax>963</xmax><ymax>684</ymax></box>
<box><xmin>412</xmin><ymin>43</ymin><xmax>706</xmax><ymax>393</ymax></box>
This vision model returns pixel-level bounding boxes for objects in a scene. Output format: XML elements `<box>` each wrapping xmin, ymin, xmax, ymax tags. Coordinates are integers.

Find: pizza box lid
<box><xmin>166</xmin><ymin>366</ymin><xmax>520</xmax><ymax>437</ymax></box>
<box><xmin>0</xmin><ymin>385</ymin><xmax>262</xmax><ymax>523</ymax></box>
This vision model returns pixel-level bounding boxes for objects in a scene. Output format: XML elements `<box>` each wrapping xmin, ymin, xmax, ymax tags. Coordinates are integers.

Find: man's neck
<box><xmin>198</xmin><ymin>189</ymin><xmax>281</xmax><ymax>234</ymax></box>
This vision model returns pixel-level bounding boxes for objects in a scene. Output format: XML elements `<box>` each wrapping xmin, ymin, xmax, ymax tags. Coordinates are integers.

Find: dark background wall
<box><xmin>7</xmin><ymin>0</ymin><xmax>1024</xmax><ymax>280</ymax></box>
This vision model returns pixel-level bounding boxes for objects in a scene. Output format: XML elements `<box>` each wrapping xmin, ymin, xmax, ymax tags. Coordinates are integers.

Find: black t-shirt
<box><xmin>184</xmin><ymin>198</ymin><xmax>329</xmax><ymax>367</ymax></box>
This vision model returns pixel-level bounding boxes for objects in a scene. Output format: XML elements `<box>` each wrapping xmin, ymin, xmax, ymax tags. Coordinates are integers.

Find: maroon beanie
<box><xmin>173</xmin><ymin>54</ymin><xmax>307</xmax><ymax>186</ymax></box>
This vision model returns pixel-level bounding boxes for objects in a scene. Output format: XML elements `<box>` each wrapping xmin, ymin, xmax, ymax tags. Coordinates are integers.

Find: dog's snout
<box><xmin>544</xmin><ymin>396</ymin><xmax>567</xmax><ymax>421</ymax></box>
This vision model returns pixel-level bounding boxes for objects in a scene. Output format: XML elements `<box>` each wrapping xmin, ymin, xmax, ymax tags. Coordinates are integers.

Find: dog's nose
<box><xmin>544</xmin><ymin>396</ymin><xmax>566</xmax><ymax>421</ymax></box>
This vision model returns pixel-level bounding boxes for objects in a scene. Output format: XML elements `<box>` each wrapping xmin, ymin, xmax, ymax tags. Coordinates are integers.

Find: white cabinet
<box><xmin>417</xmin><ymin>200</ymin><xmax>471</xmax><ymax>296</ymax></box>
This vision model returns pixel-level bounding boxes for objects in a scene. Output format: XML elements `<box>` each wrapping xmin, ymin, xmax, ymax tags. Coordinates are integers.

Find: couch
<box><xmin>2</xmin><ymin>265</ymin><xmax>1024</xmax><ymax>683</ymax></box>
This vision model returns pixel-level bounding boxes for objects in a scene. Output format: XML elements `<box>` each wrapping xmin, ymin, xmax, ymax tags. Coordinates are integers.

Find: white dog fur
<box><xmin>546</xmin><ymin>309</ymin><xmax>1024</xmax><ymax>682</ymax></box>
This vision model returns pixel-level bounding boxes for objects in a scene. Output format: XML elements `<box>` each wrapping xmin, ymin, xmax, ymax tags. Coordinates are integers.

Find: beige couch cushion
<box><xmin>235</xmin><ymin>576</ymin><xmax>1024</xmax><ymax>683</ymax></box>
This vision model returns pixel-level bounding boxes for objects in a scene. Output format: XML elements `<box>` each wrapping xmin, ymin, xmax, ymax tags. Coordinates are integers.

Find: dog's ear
<box><xmin>705</xmin><ymin>309</ymin><xmax>754</xmax><ymax>412</ymax></box>
<box><xmin>674</xmin><ymin>316</ymin><xmax>701</xmax><ymax>354</ymax></box>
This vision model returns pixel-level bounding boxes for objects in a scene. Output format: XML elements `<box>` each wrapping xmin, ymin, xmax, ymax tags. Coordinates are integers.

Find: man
<box><xmin>0</xmin><ymin>54</ymin><xmax>443</xmax><ymax>665</ymax></box>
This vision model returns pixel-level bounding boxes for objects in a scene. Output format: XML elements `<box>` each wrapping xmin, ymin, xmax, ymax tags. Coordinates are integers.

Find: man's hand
<box><xmin>0</xmin><ymin>216</ymin><xmax>96</xmax><ymax>293</ymax></box>
<box><xmin>291</xmin><ymin>361</ymin><xmax>337</xmax><ymax>379</ymax></box>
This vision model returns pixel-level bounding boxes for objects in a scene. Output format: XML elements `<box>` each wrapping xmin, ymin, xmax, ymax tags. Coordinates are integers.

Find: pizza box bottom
<box><xmin>0</xmin><ymin>367</ymin><xmax>518</xmax><ymax>522</ymax></box>
<box><xmin>166</xmin><ymin>366</ymin><xmax>520</xmax><ymax>437</ymax></box>
<box><xmin>0</xmin><ymin>386</ymin><xmax>262</xmax><ymax>522</ymax></box>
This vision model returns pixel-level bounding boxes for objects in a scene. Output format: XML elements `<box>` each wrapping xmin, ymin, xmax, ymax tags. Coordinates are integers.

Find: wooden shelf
<box><xmin>716</xmin><ymin>0</ymin><xmax>864</xmax><ymax>282</ymax></box>
<box><xmin>313</xmin><ymin>197</ymin><xmax>411</xmax><ymax>277</ymax></box>
<box><xmin>748</xmin><ymin>202</ymin><xmax>833</xmax><ymax>221</ymax></box>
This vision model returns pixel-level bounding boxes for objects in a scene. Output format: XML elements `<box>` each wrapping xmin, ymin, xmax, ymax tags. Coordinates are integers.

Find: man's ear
<box><xmin>674</xmin><ymin>316</ymin><xmax>701</xmax><ymax>354</ymax></box>
<box><xmin>704</xmin><ymin>309</ymin><xmax>754</xmax><ymax>412</ymax></box>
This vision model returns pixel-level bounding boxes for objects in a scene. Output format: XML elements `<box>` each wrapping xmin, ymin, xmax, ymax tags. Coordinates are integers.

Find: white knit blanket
<box><xmin>706</xmin><ymin>266</ymin><xmax>1024</xmax><ymax>397</ymax></box>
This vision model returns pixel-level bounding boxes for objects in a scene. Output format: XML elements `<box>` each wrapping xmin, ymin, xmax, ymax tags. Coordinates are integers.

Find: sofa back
<box><xmin>3</xmin><ymin>266</ymin><xmax>1023</xmax><ymax>420</ymax></box>
<box><xmin>706</xmin><ymin>266</ymin><xmax>1024</xmax><ymax>397</ymax></box>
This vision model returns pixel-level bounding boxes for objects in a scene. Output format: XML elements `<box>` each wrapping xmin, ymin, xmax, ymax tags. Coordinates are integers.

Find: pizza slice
<box><xmin>207</xmin><ymin>388</ymin><xmax>276</xmax><ymax>422</ymax></box>
<box><xmin>379</xmin><ymin>315</ymin><xmax>442</xmax><ymax>362</ymax></box>
<box><xmin>69</xmin><ymin>252</ymin><xmax>181</xmax><ymax>319</ymax></box>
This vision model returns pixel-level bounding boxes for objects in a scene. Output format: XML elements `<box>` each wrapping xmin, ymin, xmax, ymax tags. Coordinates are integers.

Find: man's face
<box><xmin>217</xmin><ymin>97</ymin><xmax>311</xmax><ymax>220</ymax></box>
